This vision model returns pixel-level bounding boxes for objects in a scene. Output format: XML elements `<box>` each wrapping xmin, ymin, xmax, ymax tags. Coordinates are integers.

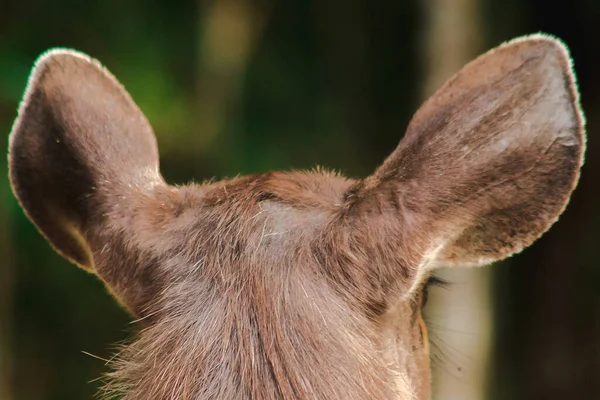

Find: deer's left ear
<box><xmin>8</xmin><ymin>49</ymin><xmax>180</xmax><ymax>317</ymax></box>
<box><xmin>333</xmin><ymin>34</ymin><xmax>585</xmax><ymax>293</ymax></box>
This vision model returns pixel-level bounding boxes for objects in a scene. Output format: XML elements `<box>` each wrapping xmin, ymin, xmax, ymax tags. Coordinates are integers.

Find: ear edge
<box><xmin>345</xmin><ymin>33</ymin><xmax>586</xmax><ymax>275</ymax></box>
<box><xmin>8</xmin><ymin>48</ymin><xmax>165</xmax><ymax>269</ymax></box>
<box><xmin>10</xmin><ymin>47</ymin><xmax>115</xmax><ymax>141</ymax></box>
<box><xmin>429</xmin><ymin>34</ymin><xmax>586</xmax><ymax>268</ymax></box>
<box><xmin>498</xmin><ymin>32</ymin><xmax>587</xmax><ymax>129</ymax></box>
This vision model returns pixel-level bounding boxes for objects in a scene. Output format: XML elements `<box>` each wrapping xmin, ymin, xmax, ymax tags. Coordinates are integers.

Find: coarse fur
<box><xmin>7</xmin><ymin>33</ymin><xmax>586</xmax><ymax>399</ymax></box>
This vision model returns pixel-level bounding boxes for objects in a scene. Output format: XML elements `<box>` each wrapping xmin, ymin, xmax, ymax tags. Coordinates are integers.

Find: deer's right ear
<box><xmin>332</xmin><ymin>35</ymin><xmax>585</xmax><ymax>300</ymax></box>
<box><xmin>9</xmin><ymin>49</ymin><xmax>176</xmax><ymax>316</ymax></box>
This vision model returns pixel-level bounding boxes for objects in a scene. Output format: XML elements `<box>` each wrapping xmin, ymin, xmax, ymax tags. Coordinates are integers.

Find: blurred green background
<box><xmin>0</xmin><ymin>0</ymin><xmax>599</xmax><ymax>399</ymax></box>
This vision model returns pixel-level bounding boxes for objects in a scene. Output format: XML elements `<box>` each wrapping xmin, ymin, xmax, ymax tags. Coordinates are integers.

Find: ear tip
<box><xmin>500</xmin><ymin>33</ymin><xmax>577</xmax><ymax>78</ymax></box>
<box><xmin>36</xmin><ymin>47</ymin><xmax>93</xmax><ymax>64</ymax></box>
<box><xmin>31</xmin><ymin>48</ymin><xmax>99</xmax><ymax>80</ymax></box>
<box><xmin>8</xmin><ymin>49</ymin><xmax>90</xmax><ymax>147</ymax></box>
<box><xmin>501</xmin><ymin>32</ymin><xmax>586</xmax><ymax>133</ymax></box>
<box><xmin>501</xmin><ymin>32</ymin><xmax>571</xmax><ymax>56</ymax></box>
<box><xmin>10</xmin><ymin>47</ymin><xmax>125</xmax><ymax>146</ymax></box>
<box><xmin>28</xmin><ymin>47</ymin><xmax>112</xmax><ymax>89</ymax></box>
<box><xmin>14</xmin><ymin>48</ymin><xmax>96</xmax><ymax>103</ymax></box>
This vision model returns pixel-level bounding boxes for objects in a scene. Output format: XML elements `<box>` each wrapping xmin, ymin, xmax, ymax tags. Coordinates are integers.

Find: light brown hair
<box><xmin>8</xmin><ymin>33</ymin><xmax>585</xmax><ymax>399</ymax></box>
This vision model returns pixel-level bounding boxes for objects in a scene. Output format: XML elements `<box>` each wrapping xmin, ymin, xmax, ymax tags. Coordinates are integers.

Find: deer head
<box><xmin>8</xmin><ymin>34</ymin><xmax>585</xmax><ymax>399</ymax></box>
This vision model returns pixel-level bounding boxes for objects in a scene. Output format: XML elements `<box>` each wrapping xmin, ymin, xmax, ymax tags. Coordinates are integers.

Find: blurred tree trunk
<box><xmin>192</xmin><ymin>0</ymin><xmax>271</xmax><ymax>164</ymax></box>
<box><xmin>420</xmin><ymin>1</ymin><xmax>492</xmax><ymax>399</ymax></box>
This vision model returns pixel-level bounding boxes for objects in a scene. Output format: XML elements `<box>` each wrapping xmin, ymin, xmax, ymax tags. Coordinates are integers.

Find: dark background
<box><xmin>0</xmin><ymin>0</ymin><xmax>598</xmax><ymax>399</ymax></box>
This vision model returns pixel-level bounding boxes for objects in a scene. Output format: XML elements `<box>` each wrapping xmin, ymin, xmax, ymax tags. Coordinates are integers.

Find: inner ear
<box><xmin>8</xmin><ymin>49</ymin><xmax>176</xmax><ymax>316</ymax></box>
<box><xmin>327</xmin><ymin>34</ymin><xmax>584</xmax><ymax>303</ymax></box>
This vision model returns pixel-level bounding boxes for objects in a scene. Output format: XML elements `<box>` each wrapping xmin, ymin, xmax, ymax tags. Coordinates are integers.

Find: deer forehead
<box><xmin>194</xmin><ymin>171</ymin><xmax>353</xmax><ymax>238</ymax></box>
<box><xmin>145</xmin><ymin>172</ymin><xmax>352</xmax><ymax>277</ymax></box>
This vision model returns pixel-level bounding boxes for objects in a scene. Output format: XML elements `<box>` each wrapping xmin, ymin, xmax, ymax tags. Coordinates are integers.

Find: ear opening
<box><xmin>8</xmin><ymin>48</ymin><xmax>173</xmax><ymax>315</ymax></box>
<box><xmin>336</xmin><ymin>33</ymin><xmax>585</xmax><ymax>296</ymax></box>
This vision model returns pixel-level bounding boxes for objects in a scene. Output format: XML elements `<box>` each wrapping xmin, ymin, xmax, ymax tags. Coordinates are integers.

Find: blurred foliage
<box><xmin>0</xmin><ymin>0</ymin><xmax>599</xmax><ymax>399</ymax></box>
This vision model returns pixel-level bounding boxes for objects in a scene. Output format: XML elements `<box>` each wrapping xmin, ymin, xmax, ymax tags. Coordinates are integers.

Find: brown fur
<box><xmin>8</xmin><ymin>33</ymin><xmax>585</xmax><ymax>399</ymax></box>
